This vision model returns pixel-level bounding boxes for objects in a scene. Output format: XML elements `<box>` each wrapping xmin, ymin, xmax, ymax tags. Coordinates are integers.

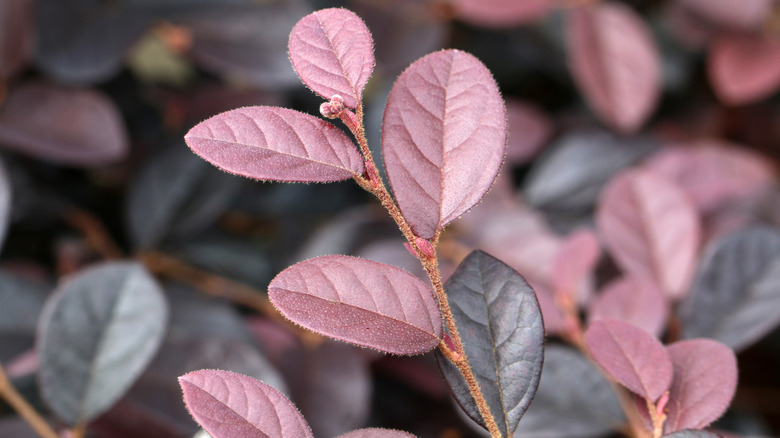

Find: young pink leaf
<box><xmin>664</xmin><ymin>339</ymin><xmax>738</xmax><ymax>433</ymax></box>
<box><xmin>451</xmin><ymin>0</ymin><xmax>551</xmax><ymax>28</ymax></box>
<box><xmin>268</xmin><ymin>255</ymin><xmax>442</xmax><ymax>355</ymax></box>
<box><xmin>179</xmin><ymin>369</ymin><xmax>314</xmax><ymax>438</ymax></box>
<box><xmin>708</xmin><ymin>34</ymin><xmax>780</xmax><ymax>105</ymax></box>
<box><xmin>596</xmin><ymin>168</ymin><xmax>700</xmax><ymax>299</ymax></box>
<box><xmin>288</xmin><ymin>8</ymin><xmax>374</xmax><ymax>109</ymax></box>
<box><xmin>678</xmin><ymin>0</ymin><xmax>772</xmax><ymax>30</ymax></box>
<box><xmin>585</xmin><ymin>319</ymin><xmax>672</xmax><ymax>401</ymax></box>
<box><xmin>566</xmin><ymin>2</ymin><xmax>661</xmax><ymax>133</ymax></box>
<box><xmin>382</xmin><ymin>49</ymin><xmax>506</xmax><ymax>239</ymax></box>
<box><xmin>552</xmin><ymin>229</ymin><xmax>600</xmax><ymax>297</ymax></box>
<box><xmin>589</xmin><ymin>276</ymin><xmax>668</xmax><ymax>337</ymax></box>
<box><xmin>505</xmin><ymin>99</ymin><xmax>553</xmax><ymax>165</ymax></box>
<box><xmin>337</xmin><ymin>428</ymin><xmax>418</xmax><ymax>438</ymax></box>
<box><xmin>184</xmin><ymin>106</ymin><xmax>365</xmax><ymax>183</ymax></box>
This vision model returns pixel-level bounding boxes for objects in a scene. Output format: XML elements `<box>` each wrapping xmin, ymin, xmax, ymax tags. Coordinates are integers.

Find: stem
<box><xmin>63</xmin><ymin>207</ymin><xmax>124</xmax><ymax>260</ymax></box>
<box><xmin>0</xmin><ymin>365</ymin><xmax>59</xmax><ymax>438</ymax></box>
<box><xmin>342</xmin><ymin>106</ymin><xmax>503</xmax><ymax>437</ymax></box>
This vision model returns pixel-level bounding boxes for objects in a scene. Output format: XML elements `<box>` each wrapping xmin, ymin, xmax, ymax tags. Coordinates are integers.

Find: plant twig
<box><xmin>0</xmin><ymin>365</ymin><xmax>59</xmax><ymax>438</ymax></box>
<box><xmin>62</xmin><ymin>207</ymin><xmax>124</xmax><ymax>260</ymax></box>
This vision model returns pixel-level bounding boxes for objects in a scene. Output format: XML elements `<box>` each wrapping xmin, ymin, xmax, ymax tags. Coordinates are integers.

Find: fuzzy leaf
<box><xmin>566</xmin><ymin>2</ymin><xmax>660</xmax><ymax>133</ymax></box>
<box><xmin>0</xmin><ymin>0</ymin><xmax>35</xmax><ymax>80</ymax></box>
<box><xmin>586</xmin><ymin>319</ymin><xmax>672</xmax><ymax>401</ymax></box>
<box><xmin>664</xmin><ymin>339</ymin><xmax>737</xmax><ymax>433</ymax></box>
<box><xmin>597</xmin><ymin>168</ymin><xmax>700</xmax><ymax>299</ymax></box>
<box><xmin>337</xmin><ymin>428</ymin><xmax>417</xmax><ymax>438</ymax></box>
<box><xmin>0</xmin><ymin>82</ymin><xmax>129</xmax><ymax>165</ymax></box>
<box><xmin>268</xmin><ymin>255</ymin><xmax>442</xmax><ymax>355</ymax></box>
<box><xmin>38</xmin><ymin>262</ymin><xmax>168</xmax><ymax>425</ymax></box>
<box><xmin>382</xmin><ymin>49</ymin><xmax>506</xmax><ymax>239</ymax></box>
<box><xmin>552</xmin><ymin>229</ymin><xmax>600</xmax><ymax>296</ymax></box>
<box><xmin>288</xmin><ymin>8</ymin><xmax>374</xmax><ymax>109</ymax></box>
<box><xmin>185</xmin><ymin>106</ymin><xmax>364</xmax><ymax>183</ymax></box>
<box><xmin>680</xmin><ymin>226</ymin><xmax>780</xmax><ymax>351</ymax></box>
<box><xmin>708</xmin><ymin>34</ymin><xmax>780</xmax><ymax>105</ymax></box>
<box><xmin>435</xmin><ymin>250</ymin><xmax>544</xmax><ymax>437</ymax></box>
<box><xmin>678</xmin><ymin>0</ymin><xmax>771</xmax><ymax>30</ymax></box>
<box><xmin>179</xmin><ymin>369</ymin><xmax>314</xmax><ymax>438</ymax></box>
<box><xmin>589</xmin><ymin>276</ymin><xmax>668</xmax><ymax>337</ymax></box>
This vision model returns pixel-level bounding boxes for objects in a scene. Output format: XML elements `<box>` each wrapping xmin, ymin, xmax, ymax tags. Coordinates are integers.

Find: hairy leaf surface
<box><xmin>337</xmin><ymin>428</ymin><xmax>417</xmax><ymax>438</ymax></box>
<box><xmin>38</xmin><ymin>262</ymin><xmax>168</xmax><ymax>425</ymax></box>
<box><xmin>709</xmin><ymin>34</ymin><xmax>780</xmax><ymax>105</ymax></box>
<box><xmin>435</xmin><ymin>251</ymin><xmax>543</xmax><ymax>437</ymax></box>
<box><xmin>589</xmin><ymin>276</ymin><xmax>667</xmax><ymax>337</ymax></box>
<box><xmin>680</xmin><ymin>226</ymin><xmax>780</xmax><ymax>351</ymax></box>
<box><xmin>382</xmin><ymin>49</ymin><xmax>506</xmax><ymax>239</ymax></box>
<box><xmin>179</xmin><ymin>369</ymin><xmax>313</xmax><ymax>438</ymax></box>
<box><xmin>289</xmin><ymin>8</ymin><xmax>374</xmax><ymax>109</ymax></box>
<box><xmin>586</xmin><ymin>319</ymin><xmax>672</xmax><ymax>401</ymax></box>
<box><xmin>185</xmin><ymin>106</ymin><xmax>364</xmax><ymax>182</ymax></box>
<box><xmin>269</xmin><ymin>255</ymin><xmax>441</xmax><ymax>355</ymax></box>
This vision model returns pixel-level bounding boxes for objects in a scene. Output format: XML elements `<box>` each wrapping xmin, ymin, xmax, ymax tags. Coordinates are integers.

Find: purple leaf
<box><xmin>680</xmin><ymin>226</ymin><xmax>780</xmax><ymax>351</ymax></box>
<box><xmin>179</xmin><ymin>369</ymin><xmax>314</xmax><ymax>438</ymax></box>
<box><xmin>382</xmin><ymin>49</ymin><xmax>506</xmax><ymax>239</ymax></box>
<box><xmin>37</xmin><ymin>262</ymin><xmax>168</xmax><ymax>425</ymax></box>
<box><xmin>184</xmin><ymin>106</ymin><xmax>365</xmax><ymax>183</ymax></box>
<box><xmin>505</xmin><ymin>99</ymin><xmax>553</xmax><ymax>165</ymax></box>
<box><xmin>566</xmin><ymin>2</ymin><xmax>661</xmax><ymax>133</ymax></box>
<box><xmin>288</xmin><ymin>8</ymin><xmax>374</xmax><ymax>109</ymax></box>
<box><xmin>0</xmin><ymin>82</ymin><xmax>129</xmax><ymax>166</ymax></box>
<box><xmin>585</xmin><ymin>319</ymin><xmax>672</xmax><ymax>401</ymax></box>
<box><xmin>663</xmin><ymin>431</ymin><xmax>721</xmax><ymax>438</ymax></box>
<box><xmin>268</xmin><ymin>255</ymin><xmax>442</xmax><ymax>355</ymax></box>
<box><xmin>451</xmin><ymin>0</ymin><xmax>551</xmax><ymax>28</ymax></box>
<box><xmin>589</xmin><ymin>276</ymin><xmax>668</xmax><ymax>337</ymax></box>
<box><xmin>677</xmin><ymin>0</ymin><xmax>772</xmax><ymax>30</ymax></box>
<box><xmin>337</xmin><ymin>429</ymin><xmax>417</xmax><ymax>438</ymax></box>
<box><xmin>0</xmin><ymin>159</ymin><xmax>10</xmax><ymax>250</ymax></box>
<box><xmin>435</xmin><ymin>251</ymin><xmax>544</xmax><ymax>437</ymax></box>
<box><xmin>664</xmin><ymin>339</ymin><xmax>738</xmax><ymax>433</ymax></box>
<box><xmin>0</xmin><ymin>0</ymin><xmax>35</xmax><ymax>80</ymax></box>
<box><xmin>708</xmin><ymin>34</ymin><xmax>780</xmax><ymax>105</ymax></box>
<box><xmin>597</xmin><ymin>168</ymin><xmax>700</xmax><ymax>299</ymax></box>
<box><xmin>552</xmin><ymin>229</ymin><xmax>600</xmax><ymax>297</ymax></box>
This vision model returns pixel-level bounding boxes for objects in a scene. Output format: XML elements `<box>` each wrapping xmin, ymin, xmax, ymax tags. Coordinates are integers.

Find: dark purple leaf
<box><xmin>589</xmin><ymin>276</ymin><xmax>668</xmax><ymax>337</ymax></box>
<box><xmin>0</xmin><ymin>0</ymin><xmax>35</xmax><ymax>80</ymax></box>
<box><xmin>185</xmin><ymin>106</ymin><xmax>364</xmax><ymax>182</ymax></box>
<box><xmin>382</xmin><ymin>49</ymin><xmax>506</xmax><ymax>239</ymax></box>
<box><xmin>585</xmin><ymin>319</ymin><xmax>672</xmax><ymax>401</ymax></box>
<box><xmin>0</xmin><ymin>269</ymin><xmax>49</xmax><ymax>362</ymax></box>
<box><xmin>680</xmin><ymin>226</ymin><xmax>780</xmax><ymax>351</ymax></box>
<box><xmin>126</xmin><ymin>145</ymin><xmax>241</xmax><ymax>249</ymax></box>
<box><xmin>505</xmin><ymin>99</ymin><xmax>553</xmax><ymax>165</ymax></box>
<box><xmin>708</xmin><ymin>34</ymin><xmax>780</xmax><ymax>105</ymax></box>
<box><xmin>664</xmin><ymin>339</ymin><xmax>738</xmax><ymax>433</ymax></box>
<box><xmin>435</xmin><ymin>250</ymin><xmax>544</xmax><ymax>437</ymax></box>
<box><xmin>597</xmin><ymin>168</ymin><xmax>700</xmax><ymax>299</ymax></box>
<box><xmin>288</xmin><ymin>8</ymin><xmax>374</xmax><ymax>109</ymax></box>
<box><xmin>552</xmin><ymin>229</ymin><xmax>600</xmax><ymax>297</ymax></box>
<box><xmin>268</xmin><ymin>255</ymin><xmax>442</xmax><ymax>355</ymax></box>
<box><xmin>663</xmin><ymin>431</ymin><xmax>721</xmax><ymax>438</ymax></box>
<box><xmin>514</xmin><ymin>345</ymin><xmax>624</xmax><ymax>437</ymax></box>
<box><xmin>337</xmin><ymin>429</ymin><xmax>417</xmax><ymax>438</ymax></box>
<box><xmin>677</xmin><ymin>0</ymin><xmax>771</xmax><ymax>30</ymax></box>
<box><xmin>566</xmin><ymin>2</ymin><xmax>661</xmax><ymax>133</ymax></box>
<box><xmin>37</xmin><ymin>262</ymin><xmax>168</xmax><ymax>425</ymax></box>
<box><xmin>179</xmin><ymin>369</ymin><xmax>314</xmax><ymax>438</ymax></box>
<box><xmin>0</xmin><ymin>82</ymin><xmax>129</xmax><ymax>166</ymax></box>
<box><xmin>523</xmin><ymin>129</ymin><xmax>656</xmax><ymax>211</ymax></box>
<box><xmin>451</xmin><ymin>0</ymin><xmax>551</xmax><ymax>28</ymax></box>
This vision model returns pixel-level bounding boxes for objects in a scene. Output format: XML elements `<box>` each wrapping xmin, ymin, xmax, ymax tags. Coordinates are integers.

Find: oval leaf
<box><xmin>337</xmin><ymin>428</ymin><xmax>417</xmax><ymax>438</ymax></box>
<box><xmin>552</xmin><ymin>229</ymin><xmax>600</xmax><ymax>297</ymax></box>
<box><xmin>37</xmin><ymin>261</ymin><xmax>168</xmax><ymax>425</ymax></box>
<box><xmin>680</xmin><ymin>226</ymin><xmax>780</xmax><ymax>351</ymax></box>
<box><xmin>451</xmin><ymin>0</ymin><xmax>551</xmax><ymax>28</ymax></box>
<box><xmin>505</xmin><ymin>99</ymin><xmax>553</xmax><ymax>165</ymax></box>
<box><xmin>586</xmin><ymin>319</ymin><xmax>672</xmax><ymax>401</ymax></box>
<box><xmin>709</xmin><ymin>34</ymin><xmax>780</xmax><ymax>105</ymax></box>
<box><xmin>179</xmin><ymin>369</ymin><xmax>314</xmax><ymax>438</ymax></box>
<box><xmin>664</xmin><ymin>339</ymin><xmax>737</xmax><ymax>433</ymax></box>
<box><xmin>589</xmin><ymin>276</ymin><xmax>668</xmax><ymax>337</ymax></box>
<box><xmin>0</xmin><ymin>82</ymin><xmax>129</xmax><ymax>165</ymax></box>
<box><xmin>382</xmin><ymin>49</ymin><xmax>506</xmax><ymax>239</ymax></box>
<box><xmin>185</xmin><ymin>106</ymin><xmax>365</xmax><ymax>183</ymax></box>
<box><xmin>268</xmin><ymin>255</ymin><xmax>442</xmax><ymax>355</ymax></box>
<box><xmin>597</xmin><ymin>168</ymin><xmax>700</xmax><ymax>299</ymax></box>
<box><xmin>0</xmin><ymin>0</ymin><xmax>35</xmax><ymax>80</ymax></box>
<box><xmin>435</xmin><ymin>250</ymin><xmax>544</xmax><ymax>437</ymax></box>
<box><xmin>663</xmin><ymin>431</ymin><xmax>721</xmax><ymax>438</ymax></box>
<box><xmin>288</xmin><ymin>8</ymin><xmax>374</xmax><ymax>109</ymax></box>
<box><xmin>566</xmin><ymin>2</ymin><xmax>661</xmax><ymax>133</ymax></box>
<box><xmin>0</xmin><ymin>158</ymin><xmax>11</xmax><ymax>251</ymax></box>
<box><xmin>678</xmin><ymin>0</ymin><xmax>771</xmax><ymax>30</ymax></box>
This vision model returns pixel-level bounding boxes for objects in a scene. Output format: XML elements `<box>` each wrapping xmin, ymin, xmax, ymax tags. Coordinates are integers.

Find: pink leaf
<box><xmin>589</xmin><ymin>276</ymin><xmax>668</xmax><ymax>337</ymax></box>
<box><xmin>708</xmin><ymin>34</ymin><xmax>780</xmax><ymax>105</ymax></box>
<box><xmin>288</xmin><ymin>8</ymin><xmax>374</xmax><ymax>109</ymax></box>
<box><xmin>596</xmin><ymin>168</ymin><xmax>700</xmax><ymax>299</ymax></box>
<box><xmin>184</xmin><ymin>106</ymin><xmax>365</xmax><ymax>183</ymax></box>
<box><xmin>451</xmin><ymin>0</ymin><xmax>551</xmax><ymax>28</ymax></box>
<box><xmin>585</xmin><ymin>319</ymin><xmax>673</xmax><ymax>401</ymax></box>
<box><xmin>179</xmin><ymin>369</ymin><xmax>313</xmax><ymax>438</ymax></box>
<box><xmin>552</xmin><ymin>229</ymin><xmax>600</xmax><ymax>297</ymax></box>
<box><xmin>678</xmin><ymin>0</ymin><xmax>772</xmax><ymax>31</ymax></box>
<box><xmin>268</xmin><ymin>255</ymin><xmax>442</xmax><ymax>355</ymax></box>
<box><xmin>0</xmin><ymin>82</ymin><xmax>128</xmax><ymax>166</ymax></box>
<box><xmin>505</xmin><ymin>99</ymin><xmax>553</xmax><ymax>165</ymax></box>
<box><xmin>566</xmin><ymin>3</ymin><xmax>661</xmax><ymax>133</ymax></box>
<box><xmin>382</xmin><ymin>49</ymin><xmax>506</xmax><ymax>239</ymax></box>
<box><xmin>664</xmin><ymin>340</ymin><xmax>738</xmax><ymax>433</ymax></box>
<box><xmin>337</xmin><ymin>428</ymin><xmax>418</xmax><ymax>438</ymax></box>
<box><xmin>643</xmin><ymin>141</ymin><xmax>775</xmax><ymax>213</ymax></box>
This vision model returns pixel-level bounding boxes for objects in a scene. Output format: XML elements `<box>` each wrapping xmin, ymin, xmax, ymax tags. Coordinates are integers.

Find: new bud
<box><xmin>319</xmin><ymin>95</ymin><xmax>345</xmax><ymax>119</ymax></box>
